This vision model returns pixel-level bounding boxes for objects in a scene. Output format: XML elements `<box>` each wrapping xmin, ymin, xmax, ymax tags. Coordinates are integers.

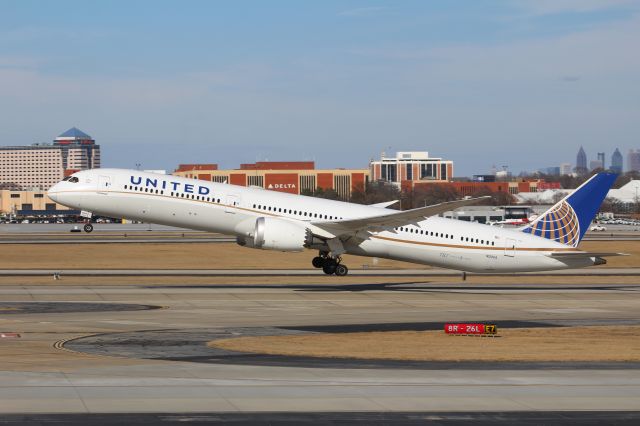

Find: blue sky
<box><xmin>1</xmin><ymin>0</ymin><xmax>639</xmax><ymax>175</ymax></box>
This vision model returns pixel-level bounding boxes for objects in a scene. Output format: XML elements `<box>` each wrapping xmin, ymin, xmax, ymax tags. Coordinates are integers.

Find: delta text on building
<box><xmin>173</xmin><ymin>162</ymin><xmax>369</xmax><ymax>199</ymax></box>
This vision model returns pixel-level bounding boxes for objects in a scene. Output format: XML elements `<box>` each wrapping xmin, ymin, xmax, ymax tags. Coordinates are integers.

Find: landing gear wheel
<box><xmin>83</xmin><ymin>223</ymin><xmax>94</xmax><ymax>233</ymax></box>
<box><xmin>322</xmin><ymin>259</ymin><xmax>337</xmax><ymax>275</ymax></box>
<box><xmin>334</xmin><ymin>264</ymin><xmax>348</xmax><ymax>277</ymax></box>
<box><xmin>312</xmin><ymin>256</ymin><xmax>324</xmax><ymax>268</ymax></box>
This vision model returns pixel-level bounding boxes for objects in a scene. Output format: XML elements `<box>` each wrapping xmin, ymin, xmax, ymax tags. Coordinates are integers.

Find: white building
<box><xmin>370</xmin><ymin>151</ymin><xmax>453</xmax><ymax>186</ymax></box>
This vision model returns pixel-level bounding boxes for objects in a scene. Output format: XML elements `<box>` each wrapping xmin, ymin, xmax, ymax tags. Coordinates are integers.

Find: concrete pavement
<box><xmin>0</xmin><ymin>281</ymin><xmax>638</xmax><ymax>413</ymax></box>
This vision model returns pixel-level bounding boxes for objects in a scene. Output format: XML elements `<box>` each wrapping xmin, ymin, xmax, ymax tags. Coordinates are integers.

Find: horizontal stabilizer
<box><xmin>547</xmin><ymin>252</ymin><xmax>628</xmax><ymax>258</ymax></box>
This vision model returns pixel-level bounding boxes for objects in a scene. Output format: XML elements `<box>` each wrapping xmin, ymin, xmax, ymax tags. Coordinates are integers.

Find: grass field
<box><xmin>0</xmin><ymin>240</ymin><xmax>637</xmax><ymax>270</ymax></box>
<box><xmin>210</xmin><ymin>325</ymin><xmax>640</xmax><ymax>362</ymax></box>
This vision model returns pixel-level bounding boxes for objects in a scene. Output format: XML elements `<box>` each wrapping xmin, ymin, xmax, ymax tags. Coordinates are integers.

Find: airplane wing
<box><xmin>369</xmin><ymin>200</ymin><xmax>399</xmax><ymax>208</ymax></box>
<box><xmin>311</xmin><ymin>196</ymin><xmax>490</xmax><ymax>237</ymax></box>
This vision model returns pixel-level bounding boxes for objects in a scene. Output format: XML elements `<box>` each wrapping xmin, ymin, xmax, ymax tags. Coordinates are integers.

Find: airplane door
<box><xmin>98</xmin><ymin>175</ymin><xmax>112</xmax><ymax>195</ymax></box>
<box><xmin>225</xmin><ymin>194</ymin><xmax>240</xmax><ymax>213</ymax></box>
<box><xmin>504</xmin><ymin>238</ymin><xmax>516</xmax><ymax>257</ymax></box>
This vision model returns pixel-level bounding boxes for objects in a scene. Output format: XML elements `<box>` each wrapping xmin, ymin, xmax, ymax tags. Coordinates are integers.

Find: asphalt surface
<box><xmin>65</xmin><ymin>320</ymin><xmax>640</xmax><ymax>370</ymax></box>
<box><xmin>2</xmin><ymin>412</ymin><xmax>640</xmax><ymax>425</ymax></box>
<box><xmin>0</xmin><ymin>302</ymin><xmax>162</xmax><ymax>314</ymax></box>
<box><xmin>2</xmin><ymin>268</ymin><xmax>640</xmax><ymax>276</ymax></box>
<box><xmin>1</xmin><ymin>281</ymin><xmax>639</xmax><ymax>414</ymax></box>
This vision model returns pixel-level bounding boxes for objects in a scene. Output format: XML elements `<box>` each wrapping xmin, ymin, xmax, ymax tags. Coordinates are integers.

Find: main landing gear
<box><xmin>312</xmin><ymin>253</ymin><xmax>349</xmax><ymax>276</ymax></box>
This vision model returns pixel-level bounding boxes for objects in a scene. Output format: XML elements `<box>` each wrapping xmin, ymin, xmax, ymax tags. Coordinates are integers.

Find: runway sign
<box><xmin>444</xmin><ymin>323</ymin><xmax>497</xmax><ymax>335</ymax></box>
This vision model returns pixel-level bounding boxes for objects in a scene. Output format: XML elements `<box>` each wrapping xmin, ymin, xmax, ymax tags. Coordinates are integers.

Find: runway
<box><xmin>2</xmin><ymin>268</ymin><xmax>640</xmax><ymax>276</ymax></box>
<box><xmin>1</xmin><ymin>280</ymin><xmax>639</xmax><ymax>416</ymax></box>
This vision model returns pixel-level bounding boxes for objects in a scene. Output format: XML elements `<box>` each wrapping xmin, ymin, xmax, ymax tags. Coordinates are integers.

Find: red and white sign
<box><xmin>0</xmin><ymin>332</ymin><xmax>21</xmax><ymax>338</ymax></box>
<box><xmin>444</xmin><ymin>323</ymin><xmax>496</xmax><ymax>335</ymax></box>
<box><xmin>265</xmin><ymin>173</ymin><xmax>298</xmax><ymax>194</ymax></box>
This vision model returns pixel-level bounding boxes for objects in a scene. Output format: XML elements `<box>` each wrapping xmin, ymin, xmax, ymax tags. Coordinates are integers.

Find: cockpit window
<box><xmin>66</xmin><ymin>177</ymin><xmax>79</xmax><ymax>183</ymax></box>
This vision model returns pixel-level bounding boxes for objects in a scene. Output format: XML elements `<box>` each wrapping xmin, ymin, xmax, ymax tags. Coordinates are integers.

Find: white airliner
<box><xmin>48</xmin><ymin>169</ymin><xmax>623</xmax><ymax>276</ymax></box>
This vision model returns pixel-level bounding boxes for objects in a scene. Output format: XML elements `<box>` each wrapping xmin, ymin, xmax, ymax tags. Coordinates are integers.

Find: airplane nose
<box><xmin>47</xmin><ymin>184</ymin><xmax>59</xmax><ymax>202</ymax></box>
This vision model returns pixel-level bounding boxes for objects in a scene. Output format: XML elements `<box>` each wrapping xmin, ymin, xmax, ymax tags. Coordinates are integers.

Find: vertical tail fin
<box><xmin>521</xmin><ymin>173</ymin><xmax>617</xmax><ymax>247</ymax></box>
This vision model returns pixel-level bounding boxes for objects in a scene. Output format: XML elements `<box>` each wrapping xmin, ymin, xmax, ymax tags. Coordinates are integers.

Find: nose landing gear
<box><xmin>312</xmin><ymin>253</ymin><xmax>349</xmax><ymax>276</ymax></box>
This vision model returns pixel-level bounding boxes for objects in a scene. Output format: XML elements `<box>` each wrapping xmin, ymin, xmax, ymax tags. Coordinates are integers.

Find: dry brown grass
<box><xmin>579</xmin><ymin>241</ymin><xmax>639</xmax><ymax>267</ymax></box>
<box><xmin>211</xmin><ymin>325</ymin><xmax>640</xmax><ymax>362</ymax></box>
<box><xmin>0</xmin><ymin>242</ymin><xmax>426</xmax><ymax>270</ymax></box>
<box><xmin>0</xmin><ymin>240</ymin><xmax>636</xmax><ymax>270</ymax></box>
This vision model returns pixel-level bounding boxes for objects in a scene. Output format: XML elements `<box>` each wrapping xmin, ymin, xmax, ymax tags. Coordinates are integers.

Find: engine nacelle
<box><xmin>253</xmin><ymin>217</ymin><xmax>309</xmax><ymax>252</ymax></box>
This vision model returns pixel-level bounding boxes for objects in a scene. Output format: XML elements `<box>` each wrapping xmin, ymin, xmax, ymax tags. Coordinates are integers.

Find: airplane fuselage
<box><xmin>48</xmin><ymin>169</ymin><xmax>597</xmax><ymax>273</ymax></box>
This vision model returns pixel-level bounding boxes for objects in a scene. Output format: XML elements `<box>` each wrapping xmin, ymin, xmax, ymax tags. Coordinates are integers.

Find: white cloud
<box><xmin>508</xmin><ymin>0</ymin><xmax>640</xmax><ymax>16</ymax></box>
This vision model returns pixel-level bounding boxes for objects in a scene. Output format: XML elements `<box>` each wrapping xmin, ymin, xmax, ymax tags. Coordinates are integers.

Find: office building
<box><xmin>560</xmin><ymin>163</ymin><xmax>573</xmax><ymax>175</ymax></box>
<box><xmin>576</xmin><ymin>147</ymin><xmax>587</xmax><ymax>175</ymax></box>
<box><xmin>611</xmin><ymin>148</ymin><xmax>623</xmax><ymax>174</ymax></box>
<box><xmin>174</xmin><ymin>162</ymin><xmax>369</xmax><ymax>200</ymax></box>
<box><xmin>370</xmin><ymin>151</ymin><xmax>453</xmax><ymax>186</ymax></box>
<box><xmin>628</xmin><ymin>149</ymin><xmax>640</xmax><ymax>172</ymax></box>
<box><xmin>0</xmin><ymin>127</ymin><xmax>100</xmax><ymax>190</ymax></box>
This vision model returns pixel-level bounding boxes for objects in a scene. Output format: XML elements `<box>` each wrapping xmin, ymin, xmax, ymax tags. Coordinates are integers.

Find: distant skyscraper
<box><xmin>597</xmin><ymin>152</ymin><xmax>605</xmax><ymax>169</ymax></box>
<box><xmin>628</xmin><ymin>149</ymin><xmax>640</xmax><ymax>172</ymax></box>
<box><xmin>576</xmin><ymin>146</ymin><xmax>587</xmax><ymax>175</ymax></box>
<box><xmin>611</xmin><ymin>148</ymin><xmax>623</xmax><ymax>174</ymax></box>
<box><xmin>560</xmin><ymin>163</ymin><xmax>572</xmax><ymax>175</ymax></box>
<box><xmin>590</xmin><ymin>160</ymin><xmax>603</xmax><ymax>171</ymax></box>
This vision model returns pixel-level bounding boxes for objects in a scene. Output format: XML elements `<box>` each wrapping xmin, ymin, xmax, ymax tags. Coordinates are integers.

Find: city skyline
<box><xmin>1</xmin><ymin>1</ymin><xmax>639</xmax><ymax>175</ymax></box>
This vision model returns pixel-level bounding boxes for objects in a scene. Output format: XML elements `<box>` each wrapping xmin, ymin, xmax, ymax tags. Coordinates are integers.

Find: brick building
<box><xmin>173</xmin><ymin>162</ymin><xmax>369</xmax><ymax>199</ymax></box>
<box><xmin>406</xmin><ymin>179</ymin><xmax>561</xmax><ymax>196</ymax></box>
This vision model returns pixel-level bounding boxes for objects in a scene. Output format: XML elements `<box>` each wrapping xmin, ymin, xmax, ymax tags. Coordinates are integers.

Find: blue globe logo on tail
<box><xmin>522</xmin><ymin>200</ymin><xmax>580</xmax><ymax>246</ymax></box>
<box><xmin>521</xmin><ymin>173</ymin><xmax>617</xmax><ymax>247</ymax></box>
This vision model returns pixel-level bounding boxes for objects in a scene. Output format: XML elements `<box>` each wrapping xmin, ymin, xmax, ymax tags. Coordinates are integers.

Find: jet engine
<box><xmin>250</xmin><ymin>217</ymin><xmax>310</xmax><ymax>252</ymax></box>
